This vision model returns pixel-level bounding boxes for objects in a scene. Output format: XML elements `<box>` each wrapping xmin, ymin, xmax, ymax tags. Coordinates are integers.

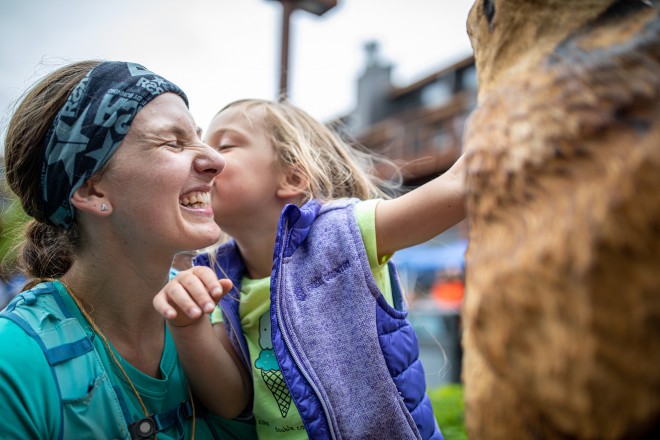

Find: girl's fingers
<box><xmin>189</xmin><ymin>266</ymin><xmax>233</xmax><ymax>310</ymax></box>
<box><xmin>167</xmin><ymin>281</ymin><xmax>205</xmax><ymax>319</ymax></box>
<box><xmin>218</xmin><ymin>278</ymin><xmax>233</xmax><ymax>300</ymax></box>
<box><xmin>153</xmin><ymin>267</ymin><xmax>233</xmax><ymax>325</ymax></box>
<box><xmin>174</xmin><ymin>271</ymin><xmax>213</xmax><ymax>315</ymax></box>
<box><xmin>153</xmin><ymin>291</ymin><xmax>178</xmax><ymax>320</ymax></box>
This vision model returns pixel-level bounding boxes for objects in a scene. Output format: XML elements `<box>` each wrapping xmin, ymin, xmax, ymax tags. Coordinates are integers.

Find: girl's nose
<box><xmin>195</xmin><ymin>144</ymin><xmax>226</xmax><ymax>179</ymax></box>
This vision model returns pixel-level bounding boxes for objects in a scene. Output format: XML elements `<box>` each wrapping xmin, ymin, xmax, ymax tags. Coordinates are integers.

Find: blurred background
<box><xmin>1</xmin><ymin>1</ymin><xmax>475</xmax><ymax>436</ymax></box>
<box><xmin>0</xmin><ymin>0</ymin><xmax>474</xmax><ymax>135</ymax></box>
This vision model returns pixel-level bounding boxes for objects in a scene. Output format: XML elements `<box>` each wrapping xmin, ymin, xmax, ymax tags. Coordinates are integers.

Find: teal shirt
<box><xmin>0</xmin><ymin>283</ymin><xmax>256</xmax><ymax>439</ymax></box>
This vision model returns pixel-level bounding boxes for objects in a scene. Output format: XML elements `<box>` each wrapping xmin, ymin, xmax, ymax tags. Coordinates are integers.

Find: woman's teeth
<box><xmin>180</xmin><ymin>192</ymin><xmax>210</xmax><ymax>209</ymax></box>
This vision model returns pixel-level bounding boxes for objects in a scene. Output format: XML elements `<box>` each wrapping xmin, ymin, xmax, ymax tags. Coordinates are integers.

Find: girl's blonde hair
<box><xmin>217</xmin><ymin>99</ymin><xmax>401</xmax><ymax>203</ymax></box>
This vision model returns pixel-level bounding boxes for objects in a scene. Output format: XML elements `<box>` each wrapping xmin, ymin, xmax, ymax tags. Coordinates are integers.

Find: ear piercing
<box><xmin>101</xmin><ymin>204</ymin><xmax>108</xmax><ymax>212</ymax></box>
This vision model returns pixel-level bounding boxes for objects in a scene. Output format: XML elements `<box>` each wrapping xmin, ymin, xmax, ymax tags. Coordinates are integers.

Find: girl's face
<box><xmin>204</xmin><ymin>105</ymin><xmax>285</xmax><ymax>235</ymax></box>
<box><xmin>97</xmin><ymin>93</ymin><xmax>225</xmax><ymax>256</ymax></box>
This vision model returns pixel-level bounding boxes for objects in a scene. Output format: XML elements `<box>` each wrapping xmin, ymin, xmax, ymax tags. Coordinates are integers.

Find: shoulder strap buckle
<box><xmin>128</xmin><ymin>401</ymin><xmax>193</xmax><ymax>439</ymax></box>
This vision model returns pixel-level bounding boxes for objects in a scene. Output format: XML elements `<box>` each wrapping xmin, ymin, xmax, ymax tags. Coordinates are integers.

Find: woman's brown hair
<box><xmin>3</xmin><ymin>60</ymin><xmax>101</xmax><ymax>282</ymax></box>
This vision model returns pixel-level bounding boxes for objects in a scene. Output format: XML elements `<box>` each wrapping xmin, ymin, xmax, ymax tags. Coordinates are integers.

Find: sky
<box><xmin>0</xmin><ymin>0</ymin><xmax>476</xmax><ymax>150</ymax></box>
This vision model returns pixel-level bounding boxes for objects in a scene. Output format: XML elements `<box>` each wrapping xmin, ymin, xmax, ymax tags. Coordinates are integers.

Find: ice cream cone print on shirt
<box><xmin>256</xmin><ymin>313</ymin><xmax>292</xmax><ymax>418</ymax></box>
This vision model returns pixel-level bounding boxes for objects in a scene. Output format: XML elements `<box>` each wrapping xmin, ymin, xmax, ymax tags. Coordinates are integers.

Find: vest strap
<box><xmin>128</xmin><ymin>401</ymin><xmax>193</xmax><ymax>440</ymax></box>
<box><xmin>45</xmin><ymin>337</ymin><xmax>94</xmax><ymax>365</ymax></box>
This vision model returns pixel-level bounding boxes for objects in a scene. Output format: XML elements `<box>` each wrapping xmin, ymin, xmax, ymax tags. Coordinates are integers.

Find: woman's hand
<box><xmin>153</xmin><ymin>266</ymin><xmax>233</xmax><ymax>327</ymax></box>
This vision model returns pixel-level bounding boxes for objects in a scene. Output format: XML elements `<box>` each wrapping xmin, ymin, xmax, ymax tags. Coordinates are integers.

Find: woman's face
<box><xmin>98</xmin><ymin>92</ymin><xmax>225</xmax><ymax>256</ymax></box>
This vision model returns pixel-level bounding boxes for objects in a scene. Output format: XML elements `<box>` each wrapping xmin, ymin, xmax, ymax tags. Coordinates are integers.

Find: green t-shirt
<box><xmin>211</xmin><ymin>200</ymin><xmax>394</xmax><ymax>439</ymax></box>
<box><xmin>0</xmin><ymin>285</ymin><xmax>255</xmax><ymax>440</ymax></box>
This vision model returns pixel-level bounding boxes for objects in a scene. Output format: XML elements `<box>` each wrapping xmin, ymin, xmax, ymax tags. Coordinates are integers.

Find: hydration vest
<box><xmin>0</xmin><ymin>281</ymin><xmax>194</xmax><ymax>440</ymax></box>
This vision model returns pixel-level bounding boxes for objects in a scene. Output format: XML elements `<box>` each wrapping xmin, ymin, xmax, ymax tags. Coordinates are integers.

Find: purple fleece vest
<box><xmin>195</xmin><ymin>199</ymin><xmax>442</xmax><ymax>440</ymax></box>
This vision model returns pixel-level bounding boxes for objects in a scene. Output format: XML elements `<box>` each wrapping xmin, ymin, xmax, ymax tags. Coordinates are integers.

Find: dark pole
<box><xmin>279</xmin><ymin>0</ymin><xmax>296</xmax><ymax>101</ymax></box>
<box><xmin>268</xmin><ymin>0</ymin><xmax>337</xmax><ymax>101</ymax></box>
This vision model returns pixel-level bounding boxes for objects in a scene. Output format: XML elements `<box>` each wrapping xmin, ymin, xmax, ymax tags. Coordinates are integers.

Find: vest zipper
<box><xmin>274</xmin><ymin>218</ymin><xmax>339</xmax><ymax>440</ymax></box>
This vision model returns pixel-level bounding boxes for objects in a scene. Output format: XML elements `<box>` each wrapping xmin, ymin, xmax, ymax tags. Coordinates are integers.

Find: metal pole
<box><xmin>279</xmin><ymin>0</ymin><xmax>296</xmax><ymax>101</ymax></box>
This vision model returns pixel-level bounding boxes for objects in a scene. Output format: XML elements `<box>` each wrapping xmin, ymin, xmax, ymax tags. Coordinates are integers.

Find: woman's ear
<box><xmin>276</xmin><ymin>164</ymin><xmax>309</xmax><ymax>199</ymax></box>
<box><xmin>70</xmin><ymin>178</ymin><xmax>112</xmax><ymax>216</ymax></box>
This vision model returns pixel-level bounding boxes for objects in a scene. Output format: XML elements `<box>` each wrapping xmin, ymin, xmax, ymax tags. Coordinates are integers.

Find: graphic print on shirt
<box><xmin>255</xmin><ymin>312</ymin><xmax>292</xmax><ymax>418</ymax></box>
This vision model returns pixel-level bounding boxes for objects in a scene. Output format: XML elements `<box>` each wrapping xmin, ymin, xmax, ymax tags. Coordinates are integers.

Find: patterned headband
<box><xmin>40</xmin><ymin>61</ymin><xmax>188</xmax><ymax>230</ymax></box>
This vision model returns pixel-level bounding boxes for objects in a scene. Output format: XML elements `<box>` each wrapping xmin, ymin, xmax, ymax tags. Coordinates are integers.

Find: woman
<box><xmin>0</xmin><ymin>61</ymin><xmax>254</xmax><ymax>439</ymax></box>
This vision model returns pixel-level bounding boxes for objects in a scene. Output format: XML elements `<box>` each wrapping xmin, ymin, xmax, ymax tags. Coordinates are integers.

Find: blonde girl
<box><xmin>156</xmin><ymin>99</ymin><xmax>465</xmax><ymax>440</ymax></box>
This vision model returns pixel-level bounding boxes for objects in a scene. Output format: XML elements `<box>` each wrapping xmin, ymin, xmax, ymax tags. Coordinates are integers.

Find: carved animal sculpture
<box><xmin>461</xmin><ymin>0</ymin><xmax>660</xmax><ymax>438</ymax></box>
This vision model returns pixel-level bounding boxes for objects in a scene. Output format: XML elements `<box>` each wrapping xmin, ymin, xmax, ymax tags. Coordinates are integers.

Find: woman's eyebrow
<box><xmin>149</xmin><ymin>123</ymin><xmax>197</xmax><ymax>140</ymax></box>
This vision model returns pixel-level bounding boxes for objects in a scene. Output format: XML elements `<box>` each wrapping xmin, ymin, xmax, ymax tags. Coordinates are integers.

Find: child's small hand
<box><xmin>153</xmin><ymin>266</ymin><xmax>233</xmax><ymax>327</ymax></box>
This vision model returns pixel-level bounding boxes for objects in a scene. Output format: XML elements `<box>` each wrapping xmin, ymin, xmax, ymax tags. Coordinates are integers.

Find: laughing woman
<box><xmin>0</xmin><ymin>61</ymin><xmax>255</xmax><ymax>439</ymax></box>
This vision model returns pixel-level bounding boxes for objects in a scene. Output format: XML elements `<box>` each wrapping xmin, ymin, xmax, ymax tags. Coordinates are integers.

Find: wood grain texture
<box><xmin>462</xmin><ymin>1</ymin><xmax>660</xmax><ymax>438</ymax></box>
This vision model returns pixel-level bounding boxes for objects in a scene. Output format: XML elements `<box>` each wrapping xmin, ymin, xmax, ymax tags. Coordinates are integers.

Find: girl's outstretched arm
<box><xmin>153</xmin><ymin>267</ymin><xmax>252</xmax><ymax>418</ymax></box>
<box><xmin>375</xmin><ymin>154</ymin><xmax>466</xmax><ymax>259</ymax></box>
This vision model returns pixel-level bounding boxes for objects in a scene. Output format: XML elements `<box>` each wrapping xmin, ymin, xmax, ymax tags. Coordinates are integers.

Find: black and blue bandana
<box><xmin>40</xmin><ymin>61</ymin><xmax>188</xmax><ymax>229</ymax></box>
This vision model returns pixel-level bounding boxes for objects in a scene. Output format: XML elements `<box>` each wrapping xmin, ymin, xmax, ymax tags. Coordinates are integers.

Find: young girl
<box><xmin>155</xmin><ymin>99</ymin><xmax>465</xmax><ymax>439</ymax></box>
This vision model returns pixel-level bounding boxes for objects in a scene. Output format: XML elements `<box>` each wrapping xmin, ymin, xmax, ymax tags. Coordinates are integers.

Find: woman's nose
<box><xmin>195</xmin><ymin>144</ymin><xmax>226</xmax><ymax>178</ymax></box>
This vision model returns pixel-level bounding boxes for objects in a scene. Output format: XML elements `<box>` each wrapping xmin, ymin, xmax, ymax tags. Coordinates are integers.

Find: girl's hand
<box><xmin>153</xmin><ymin>266</ymin><xmax>233</xmax><ymax>327</ymax></box>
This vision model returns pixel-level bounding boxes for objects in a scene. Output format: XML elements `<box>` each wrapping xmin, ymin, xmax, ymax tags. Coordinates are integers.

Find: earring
<box><xmin>101</xmin><ymin>204</ymin><xmax>108</xmax><ymax>212</ymax></box>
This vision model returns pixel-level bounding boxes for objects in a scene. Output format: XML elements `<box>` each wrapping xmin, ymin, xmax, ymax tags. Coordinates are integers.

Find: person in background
<box><xmin>155</xmin><ymin>99</ymin><xmax>465</xmax><ymax>439</ymax></box>
<box><xmin>0</xmin><ymin>61</ymin><xmax>255</xmax><ymax>439</ymax></box>
<box><xmin>430</xmin><ymin>267</ymin><xmax>465</xmax><ymax>310</ymax></box>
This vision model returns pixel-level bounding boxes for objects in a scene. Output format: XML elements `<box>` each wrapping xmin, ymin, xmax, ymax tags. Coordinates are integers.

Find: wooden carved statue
<box><xmin>461</xmin><ymin>0</ymin><xmax>660</xmax><ymax>438</ymax></box>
